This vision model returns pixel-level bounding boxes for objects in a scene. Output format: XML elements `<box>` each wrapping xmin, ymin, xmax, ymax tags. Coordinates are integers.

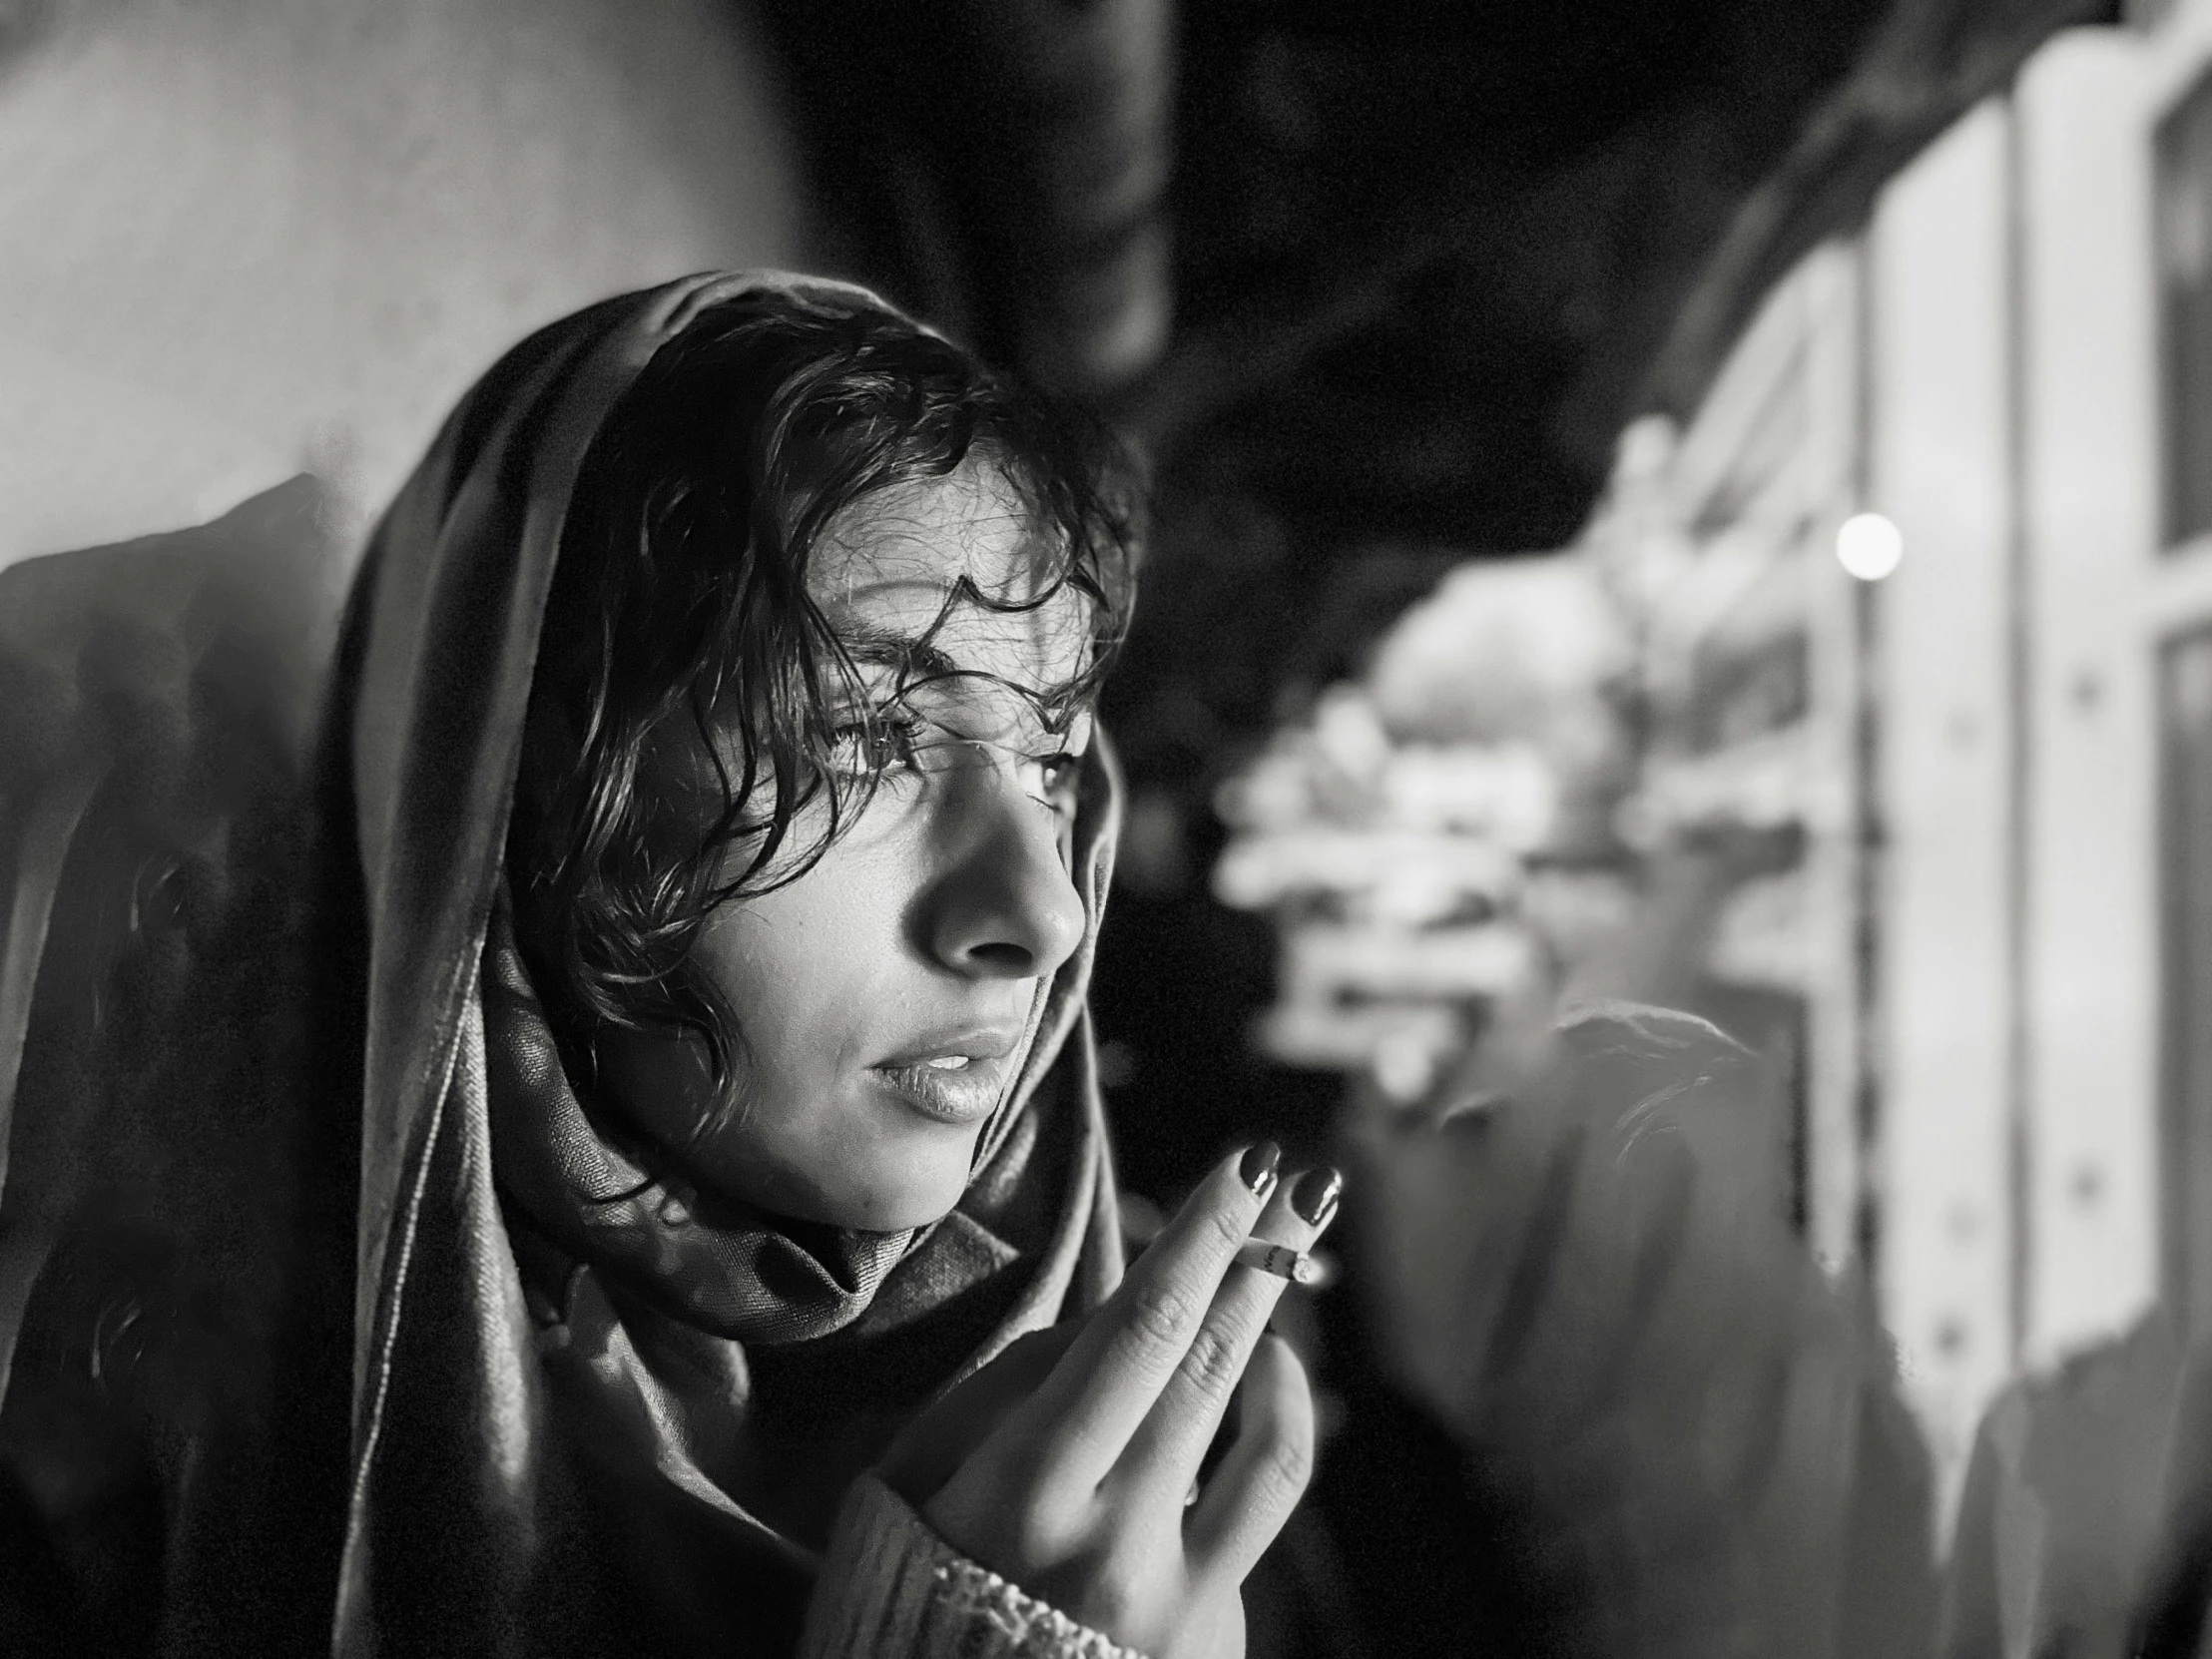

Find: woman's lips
<box><xmin>870</xmin><ymin>1021</ymin><xmax>1025</xmax><ymax>1125</ymax></box>
<box><xmin>869</xmin><ymin>1052</ymin><xmax>1012</xmax><ymax>1125</ymax></box>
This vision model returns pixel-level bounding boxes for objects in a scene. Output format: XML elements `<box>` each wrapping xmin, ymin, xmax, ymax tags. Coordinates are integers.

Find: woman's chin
<box><xmin>790</xmin><ymin>1161</ymin><xmax>972</xmax><ymax>1234</ymax></box>
<box><xmin>796</xmin><ymin>1198</ymin><xmax>958</xmax><ymax>1234</ymax></box>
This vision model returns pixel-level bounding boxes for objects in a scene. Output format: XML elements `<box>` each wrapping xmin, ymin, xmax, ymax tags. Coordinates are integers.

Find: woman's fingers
<box><xmin>880</xmin><ymin>1323</ymin><xmax>1080</xmax><ymax>1505</ymax></box>
<box><xmin>1183</xmin><ymin>1334</ymin><xmax>1317</xmax><ymax>1588</ymax></box>
<box><xmin>1111</xmin><ymin>1165</ymin><xmax>1341</xmax><ymax>1502</ymax></box>
<box><xmin>1013</xmin><ymin>1144</ymin><xmax>1284</xmax><ymax>1486</ymax></box>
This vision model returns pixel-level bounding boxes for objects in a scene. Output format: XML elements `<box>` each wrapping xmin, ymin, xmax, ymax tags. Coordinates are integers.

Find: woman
<box><xmin>0</xmin><ymin>274</ymin><xmax>1341</xmax><ymax>1656</ymax></box>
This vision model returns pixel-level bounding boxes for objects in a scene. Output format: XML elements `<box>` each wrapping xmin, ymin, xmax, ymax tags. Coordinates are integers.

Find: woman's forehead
<box><xmin>811</xmin><ymin>468</ymin><xmax>1091</xmax><ymax>693</ymax></box>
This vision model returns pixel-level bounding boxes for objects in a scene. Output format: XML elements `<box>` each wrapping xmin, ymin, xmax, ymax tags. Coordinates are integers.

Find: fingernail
<box><xmin>1240</xmin><ymin>1141</ymin><xmax>1283</xmax><ymax>1195</ymax></box>
<box><xmin>1291</xmin><ymin>1167</ymin><xmax>1344</xmax><ymax>1226</ymax></box>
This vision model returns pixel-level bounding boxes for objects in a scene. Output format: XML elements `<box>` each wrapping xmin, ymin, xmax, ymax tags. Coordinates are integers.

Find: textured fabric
<box><xmin>802</xmin><ymin>1474</ymin><xmax>1150</xmax><ymax>1659</ymax></box>
<box><xmin>0</xmin><ymin>477</ymin><xmax>361</xmax><ymax>1656</ymax></box>
<box><xmin>0</xmin><ymin>755</ymin><xmax>108</xmax><ymax>1400</ymax></box>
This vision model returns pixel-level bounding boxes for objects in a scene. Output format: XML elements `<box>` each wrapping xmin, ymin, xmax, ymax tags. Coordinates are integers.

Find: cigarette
<box><xmin>1234</xmin><ymin>1237</ymin><xmax>1321</xmax><ymax>1285</ymax></box>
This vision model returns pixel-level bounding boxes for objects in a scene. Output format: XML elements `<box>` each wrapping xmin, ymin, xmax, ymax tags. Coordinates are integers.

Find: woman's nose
<box><xmin>924</xmin><ymin>778</ymin><xmax>1087</xmax><ymax>983</ymax></box>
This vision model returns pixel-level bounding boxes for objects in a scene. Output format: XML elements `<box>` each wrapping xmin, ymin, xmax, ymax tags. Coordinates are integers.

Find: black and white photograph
<box><xmin>1</xmin><ymin>0</ymin><xmax>2203</xmax><ymax>1654</ymax></box>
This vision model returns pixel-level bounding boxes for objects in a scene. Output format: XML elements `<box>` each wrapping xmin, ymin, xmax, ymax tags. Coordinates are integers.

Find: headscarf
<box><xmin>330</xmin><ymin>273</ymin><xmax>1126</xmax><ymax>1657</ymax></box>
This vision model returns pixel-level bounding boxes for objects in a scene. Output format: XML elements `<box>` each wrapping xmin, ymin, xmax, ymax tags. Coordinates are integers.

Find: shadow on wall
<box><xmin>0</xmin><ymin>0</ymin><xmax>810</xmax><ymax>572</ymax></box>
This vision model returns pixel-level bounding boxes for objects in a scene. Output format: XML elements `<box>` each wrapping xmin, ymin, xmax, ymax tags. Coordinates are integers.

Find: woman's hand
<box><xmin>879</xmin><ymin>1145</ymin><xmax>1342</xmax><ymax>1658</ymax></box>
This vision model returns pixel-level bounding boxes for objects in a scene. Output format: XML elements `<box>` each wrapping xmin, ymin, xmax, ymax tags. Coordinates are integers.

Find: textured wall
<box><xmin>0</xmin><ymin>0</ymin><xmax>809</xmax><ymax>569</ymax></box>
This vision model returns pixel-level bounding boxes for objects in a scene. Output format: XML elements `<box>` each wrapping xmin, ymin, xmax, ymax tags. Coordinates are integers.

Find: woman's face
<box><xmin>600</xmin><ymin>464</ymin><xmax>1096</xmax><ymax>1232</ymax></box>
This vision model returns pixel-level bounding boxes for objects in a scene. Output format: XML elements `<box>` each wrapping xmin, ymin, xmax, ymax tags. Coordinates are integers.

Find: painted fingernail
<box><xmin>1291</xmin><ymin>1167</ymin><xmax>1344</xmax><ymax>1226</ymax></box>
<box><xmin>1240</xmin><ymin>1141</ymin><xmax>1283</xmax><ymax>1195</ymax></box>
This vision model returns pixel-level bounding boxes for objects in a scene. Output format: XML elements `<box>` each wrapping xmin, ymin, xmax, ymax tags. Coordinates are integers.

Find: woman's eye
<box><xmin>829</xmin><ymin>720</ymin><xmax>924</xmax><ymax>777</ymax></box>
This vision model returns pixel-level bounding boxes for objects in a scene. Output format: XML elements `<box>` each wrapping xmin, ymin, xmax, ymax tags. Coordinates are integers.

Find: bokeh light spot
<box><xmin>1837</xmin><ymin>512</ymin><xmax>1904</xmax><ymax>581</ymax></box>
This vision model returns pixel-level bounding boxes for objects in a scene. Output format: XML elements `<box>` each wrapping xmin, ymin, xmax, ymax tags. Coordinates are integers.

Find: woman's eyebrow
<box><xmin>836</xmin><ymin>622</ymin><xmax>960</xmax><ymax>681</ymax></box>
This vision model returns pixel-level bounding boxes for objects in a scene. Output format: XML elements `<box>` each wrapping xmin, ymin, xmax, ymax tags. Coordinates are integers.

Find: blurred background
<box><xmin>8</xmin><ymin>0</ymin><xmax>2212</xmax><ymax>1635</ymax></box>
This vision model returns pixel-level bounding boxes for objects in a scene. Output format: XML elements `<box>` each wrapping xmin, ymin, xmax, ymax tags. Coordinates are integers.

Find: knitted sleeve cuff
<box><xmin>798</xmin><ymin>1472</ymin><xmax>1151</xmax><ymax>1659</ymax></box>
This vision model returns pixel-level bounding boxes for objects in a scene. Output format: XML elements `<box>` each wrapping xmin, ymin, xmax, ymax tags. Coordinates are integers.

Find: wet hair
<box><xmin>506</xmin><ymin>283</ymin><xmax>1140</xmax><ymax>1106</ymax></box>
